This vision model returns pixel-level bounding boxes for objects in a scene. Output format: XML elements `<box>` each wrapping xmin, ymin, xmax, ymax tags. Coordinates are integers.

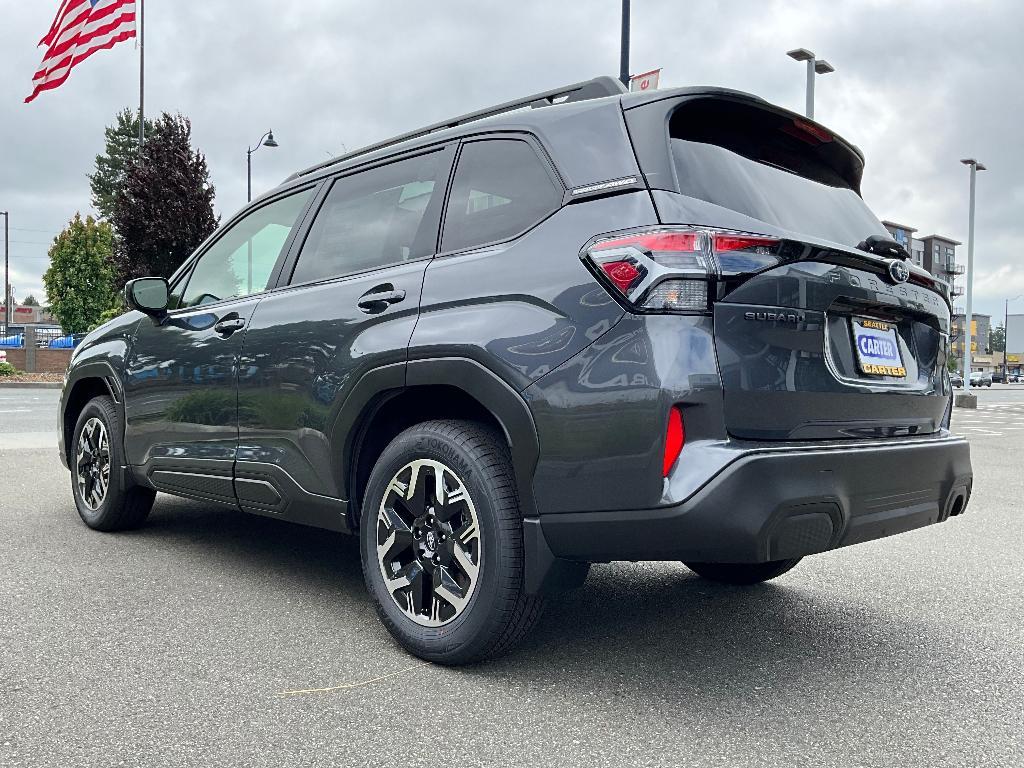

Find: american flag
<box><xmin>26</xmin><ymin>0</ymin><xmax>137</xmax><ymax>104</ymax></box>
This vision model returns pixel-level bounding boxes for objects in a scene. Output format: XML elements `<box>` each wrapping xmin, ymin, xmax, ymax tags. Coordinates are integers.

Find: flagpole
<box><xmin>138</xmin><ymin>0</ymin><xmax>145</xmax><ymax>152</ymax></box>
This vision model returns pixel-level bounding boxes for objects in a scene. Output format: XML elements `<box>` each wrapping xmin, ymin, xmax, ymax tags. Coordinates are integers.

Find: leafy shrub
<box><xmin>0</xmin><ymin>362</ymin><xmax>20</xmax><ymax>377</ymax></box>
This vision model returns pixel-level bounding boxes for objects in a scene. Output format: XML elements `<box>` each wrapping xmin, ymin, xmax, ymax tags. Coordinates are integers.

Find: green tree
<box><xmin>990</xmin><ymin>324</ymin><xmax>1005</xmax><ymax>353</ymax></box>
<box><xmin>88</xmin><ymin>109</ymin><xmax>155</xmax><ymax>220</ymax></box>
<box><xmin>110</xmin><ymin>112</ymin><xmax>217</xmax><ymax>285</ymax></box>
<box><xmin>22</xmin><ymin>294</ymin><xmax>39</xmax><ymax>306</ymax></box>
<box><xmin>42</xmin><ymin>214</ymin><xmax>118</xmax><ymax>334</ymax></box>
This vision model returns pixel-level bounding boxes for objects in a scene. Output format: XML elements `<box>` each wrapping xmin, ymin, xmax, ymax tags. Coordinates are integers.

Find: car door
<box><xmin>122</xmin><ymin>186</ymin><xmax>317</xmax><ymax>504</ymax></box>
<box><xmin>233</xmin><ymin>145</ymin><xmax>454</xmax><ymax>528</ymax></box>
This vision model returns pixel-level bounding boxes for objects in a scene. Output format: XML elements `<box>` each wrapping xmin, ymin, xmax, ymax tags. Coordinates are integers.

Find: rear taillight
<box><xmin>583</xmin><ymin>227</ymin><xmax>782</xmax><ymax>313</ymax></box>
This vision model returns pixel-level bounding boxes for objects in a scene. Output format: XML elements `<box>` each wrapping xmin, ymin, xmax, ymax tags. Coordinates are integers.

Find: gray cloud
<box><xmin>1</xmin><ymin>0</ymin><xmax>1020</xmax><ymax>319</ymax></box>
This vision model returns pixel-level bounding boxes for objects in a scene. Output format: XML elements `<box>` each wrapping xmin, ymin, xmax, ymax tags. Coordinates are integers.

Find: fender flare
<box><xmin>330</xmin><ymin>357</ymin><xmax>541</xmax><ymax>519</ymax></box>
<box><xmin>58</xmin><ymin>359</ymin><xmax>126</xmax><ymax>473</ymax></box>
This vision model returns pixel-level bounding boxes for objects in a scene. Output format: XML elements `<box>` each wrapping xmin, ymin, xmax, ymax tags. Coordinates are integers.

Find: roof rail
<box><xmin>288</xmin><ymin>76</ymin><xmax>627</xmax><ymax>181</ymax></box>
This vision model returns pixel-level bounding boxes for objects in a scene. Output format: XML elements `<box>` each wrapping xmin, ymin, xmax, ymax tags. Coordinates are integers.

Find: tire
<box><xmin>70</xmin><ymin>396</ymin><xmax>155</xmax><ymax>532</ymax></box>
<box><xmin>360</xmin><ymin>419</ymin><xmax>543</xmax><ymax>665</ymax></box>
<box><xmin>683</xmin><ymin>558</ymin><xmax>801</xmax><ymax>585</ymax></box>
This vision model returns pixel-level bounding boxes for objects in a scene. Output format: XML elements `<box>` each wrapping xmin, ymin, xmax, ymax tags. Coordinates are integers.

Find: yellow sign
<box><xmin>1009</xmin><ymin>354</ymin><xmax>1020</xmax><ymax>363</ymax></box>
<box><xmin>862</xmin><ymin>364</ymin><xmax>907</xmax><ymax>376</ymax></box>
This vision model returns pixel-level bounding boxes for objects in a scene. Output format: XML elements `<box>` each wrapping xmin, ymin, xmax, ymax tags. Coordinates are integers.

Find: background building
<box><xmin>881</xmin><ymin>221</ymin><xmax>964</xmax><ymax>305</ymax></box>
<box><xmin>0</xmin><ymin>303</ymin><xmax>57</xmax><ymax>329</ymax></box>
<box><xmin>1007</xmin><ymin>313</ymin><xmax>1024</xmax><ymax>376</ymax></box>
<box><xmin>952</xmin><ymin>312</ymin><xmax>991</xmax><ymax>370</ymax></box>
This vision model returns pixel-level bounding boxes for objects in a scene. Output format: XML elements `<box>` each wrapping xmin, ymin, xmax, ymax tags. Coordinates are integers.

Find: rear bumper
<box><xmin>536</xmin><ymin>435</ymin><xmax>972</xmax><ymax>566</ymax></box>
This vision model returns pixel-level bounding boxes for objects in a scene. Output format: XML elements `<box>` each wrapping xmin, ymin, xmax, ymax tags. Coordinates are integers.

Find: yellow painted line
<box><xmin>278</xmin><ymin>661</ymin><xmax>430</xmax><ymax>696</ymax></box>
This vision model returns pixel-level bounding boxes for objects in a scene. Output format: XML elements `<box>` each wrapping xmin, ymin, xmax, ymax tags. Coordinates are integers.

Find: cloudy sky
<box><xmin>1</xmin><ymin>0</ymin><xmax>1020</xmax><ymax>321</ymax></box>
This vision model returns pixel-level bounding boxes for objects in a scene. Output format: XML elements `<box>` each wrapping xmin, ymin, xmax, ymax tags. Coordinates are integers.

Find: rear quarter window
<box><xmin>442</xmin><ymin>139</ymin><xmax>561</xmax><ymax>252</ymax></box>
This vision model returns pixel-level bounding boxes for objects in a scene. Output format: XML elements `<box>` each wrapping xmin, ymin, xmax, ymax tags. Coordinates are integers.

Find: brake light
<box><xmin>583</xmin><ymin>227</ymin><xmax>782</xmax><ymax>313</ymax></box>
<box><xmin>713</xmin><ymin>234</ymin><xmax>779</xmax><ymax>253</ymax></box>
<box><xmin>663</xmin><ymin>406</ymin><xmax>685</xmax><ymax>476</ymax></box>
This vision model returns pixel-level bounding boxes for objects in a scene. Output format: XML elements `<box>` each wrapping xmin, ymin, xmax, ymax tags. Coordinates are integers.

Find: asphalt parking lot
<box><xmin>1</xmin><ymin>386</ymin><xmax>1022</xmax><ymax>767</ymax></box>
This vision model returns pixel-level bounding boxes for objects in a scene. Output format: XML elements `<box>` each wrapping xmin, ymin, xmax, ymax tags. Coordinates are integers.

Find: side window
<box><xmin>441</xmin><ymin>139</ymin><xmax>561</xmax><ymax>253</ymax></box>
<box><xmin>290</xmin><ymin>151</ymin><xmax>446</xmax><ymax>285</ymax></box>
<box><xmin>179</xmin><ymin>189</ymin><xmax>313</xmax><ymax>308</ymax></box>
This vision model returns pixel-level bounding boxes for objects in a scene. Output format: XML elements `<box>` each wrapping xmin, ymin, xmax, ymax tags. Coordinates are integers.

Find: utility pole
<box><xmin>2</xmin><ymin>211</ymin><xmax>8</xmax><ymax>329</ymax></box>
<box><xmin>959</xmin><ymin>158</ymin><xmax>986</xmax><ymax>405</ymax></box>
<box><xmin>619</xmin><ymin>0</ymin><xmax>630</xmax><ymax>88</ymax></box>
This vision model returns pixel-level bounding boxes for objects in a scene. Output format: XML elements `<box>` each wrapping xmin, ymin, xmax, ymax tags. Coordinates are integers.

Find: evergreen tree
<box><xmin>88</xmin><ymin>109</ymin><xmax>155</xmax><ymax>220</ymax></box>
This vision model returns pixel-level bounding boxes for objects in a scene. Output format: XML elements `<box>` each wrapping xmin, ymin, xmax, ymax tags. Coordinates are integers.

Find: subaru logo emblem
<box><xmin>888</xmin><ymin>260</ymin><xmax>910</xmax><ymax>284</ymax></box>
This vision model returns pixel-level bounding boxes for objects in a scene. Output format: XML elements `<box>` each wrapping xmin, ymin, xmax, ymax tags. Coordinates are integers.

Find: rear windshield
<box><xmin>669</xmin><ymin>99</ymin><xmax>888</xmax><ymax>247</ymax></box>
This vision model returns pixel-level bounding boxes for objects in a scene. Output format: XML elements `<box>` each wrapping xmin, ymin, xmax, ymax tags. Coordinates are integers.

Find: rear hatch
<box><xmin>623</xmin><ymin>91</ymin><xmax>952</xmax><ymax>440</ymax></box>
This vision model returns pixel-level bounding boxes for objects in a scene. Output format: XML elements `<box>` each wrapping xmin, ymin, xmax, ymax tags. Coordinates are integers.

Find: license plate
<box><xmin>851</xmin><ymin>318</ymin><xmax>906</xmax><ymax>377</ymax></box>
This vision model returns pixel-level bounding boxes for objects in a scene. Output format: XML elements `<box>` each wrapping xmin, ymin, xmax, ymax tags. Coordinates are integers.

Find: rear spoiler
<box><xmin>623</xmin><ymin>88</ymin><xmax>866</xmax><ymax>194</ymax></box>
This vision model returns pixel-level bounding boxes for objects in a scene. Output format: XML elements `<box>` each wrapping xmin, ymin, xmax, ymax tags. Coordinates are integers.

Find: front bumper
<box><xmin>535</xmin><ymin>434</ymin><xmax>972</xmax><ymax>567</ymax></box>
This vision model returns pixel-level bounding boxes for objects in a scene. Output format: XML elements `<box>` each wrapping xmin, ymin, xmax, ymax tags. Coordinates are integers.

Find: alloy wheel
<box><xmin>376</xmin><ymin>458</ymin><xmax>482</xmax><ymax>627</ymax></box>
<box><xmin>76</xmin><ymin>417</ymin><xmax>111</xmax><ymax>511</ymax></box>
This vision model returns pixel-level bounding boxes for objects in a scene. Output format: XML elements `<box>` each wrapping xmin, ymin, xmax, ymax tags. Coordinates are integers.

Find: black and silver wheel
<box><xmin>361</xmin><ymin>420</ymin><xmax>543</xmax><ymax>665</ymax></box>
<box><xmin>76</xmin><ymin>417</ymin><xmax>111</xmax><ymax>512</ymax></box>
<box><xmin>375</xmin><ymin>458</ymin><xmax>482</xmax><ymax>626</ymax></box>
<box><xmin>70</xmin><ymin>396</ymin><xmax>155</xmax><ymax>531</ymax></box>
<box><xmin>683</xmin><ymin>558</ymin><xmax>801</xmax><ymax>585</ymax></box>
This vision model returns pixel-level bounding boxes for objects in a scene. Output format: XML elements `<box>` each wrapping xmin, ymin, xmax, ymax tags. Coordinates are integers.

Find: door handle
<box><xmin>357</xmin><ymin>286</ymin><xmax>407</xmax><ymax>313</ymax></box>
<box><xmin>214</xmin><ymin>317</ymin><xmax>245</xmax><ymax>335</ymax></box>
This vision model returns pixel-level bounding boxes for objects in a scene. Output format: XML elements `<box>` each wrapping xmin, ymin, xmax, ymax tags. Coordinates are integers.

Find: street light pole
<box><xmin>246</xmin><ymin>129</ymin><xmax>279</xmax><ymax>203</ymax></box>
<box><xmin>960</xmin><ymin>158</ymin><xmax>986</xmax><ymax>396</ymax></box>
<box><xmin>786</xmin><ymin>48</ymin><xmax>835</xmax><ymax>120</ymax></box>
<box><xmin>619</xmin><ymin>0</ymin><xmax>631</xmax><ymax>88</ymax></box>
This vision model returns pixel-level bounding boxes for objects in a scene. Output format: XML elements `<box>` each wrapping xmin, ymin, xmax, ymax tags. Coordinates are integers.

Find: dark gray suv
<box><xmin>59</xmin><ymin>77</ymin><xmax>972</xmax><ymax>664</ymax></box>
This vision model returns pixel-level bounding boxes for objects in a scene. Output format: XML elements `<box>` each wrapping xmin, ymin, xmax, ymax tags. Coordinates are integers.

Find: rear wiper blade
<box><xmin>856</xmin><ymin>234</ymin><xmax>910</xmax><ymax>261</ymax></box>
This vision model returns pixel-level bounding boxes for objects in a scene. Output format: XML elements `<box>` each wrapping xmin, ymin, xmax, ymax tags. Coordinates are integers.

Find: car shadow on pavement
<box><xmin>131</xmin><ymin>496</ymin><xmax>369</xmax><ymax>603</ymax></box>
<box><xmin>132</xmin><ymin>495</ymin><xmax>942</xmax><ymax>707</ymax></box>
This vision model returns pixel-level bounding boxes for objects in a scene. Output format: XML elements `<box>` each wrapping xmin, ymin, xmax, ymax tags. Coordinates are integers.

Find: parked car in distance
<box><xmin>992</xmin><ymin>371</ymin><xmax>1005</xmax><ymax>384</ymax></box>
<box><xmin>970</xmin><ymin>372</ymin><xmax>993</xmax><ymax>388</ymax></box>
<box><xmin>950</xmin><ymin>372</ymin><xmax>964</xmax><ymax>388</ymax></box>
<box><xmin>57</xmin><ymin>75</ymin><xmax>974</xmax><ymax>665</ymax></box>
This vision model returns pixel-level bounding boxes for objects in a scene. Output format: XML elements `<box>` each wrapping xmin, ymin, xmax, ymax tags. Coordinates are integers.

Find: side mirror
<box><xmin>125</xmin><ymin>277</ymin><xmax>169</xmax><ymax>317</ymax></box>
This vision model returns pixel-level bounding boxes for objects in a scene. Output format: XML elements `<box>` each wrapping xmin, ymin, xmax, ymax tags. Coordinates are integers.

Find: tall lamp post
<box><xmin>1005</xmin><ymin>294</ymin><xmax>1022</xmax><ymax>381</ymax></box>
<box><xmin>246</xmin><ymin>130</ymin><xmax>279</xmax><ymax>203</ymax></box>
<box><xmin>959</xmin><ymin>158</ymin><xmax>986</xmax><ymax>399</ymax></box>
<box><xmin>786</xmin><ymin>48</ymin><xmax>834</xmax><ymax>120</ymax></box>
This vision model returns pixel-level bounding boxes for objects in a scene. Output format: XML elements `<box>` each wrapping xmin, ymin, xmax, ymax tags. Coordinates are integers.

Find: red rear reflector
<box><xmin>592</xmin><ymin>232</ymin><xmax>699</xmax><ymax>253</ymax></box>
<box><xmin>713</xmin><ymin>234</ymin><xmax>780</xmax><ymax>253</ymax></box>
<box><xmin>663</xmin><ymin>406</ymin><xmax>685</xmax><ymax>477</ymax></box>
<box><xmin>600</xmin><ymin>260</ymin><xmax>641</xmax><ymax>293</ymax></box>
